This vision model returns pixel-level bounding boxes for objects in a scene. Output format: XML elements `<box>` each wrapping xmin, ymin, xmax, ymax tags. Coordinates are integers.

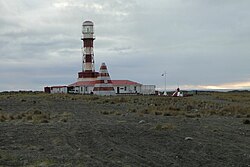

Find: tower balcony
<box><xmin>81</xmin><ymin>34</ymin><xmax>95</xmax><ymax>40</ymax></box>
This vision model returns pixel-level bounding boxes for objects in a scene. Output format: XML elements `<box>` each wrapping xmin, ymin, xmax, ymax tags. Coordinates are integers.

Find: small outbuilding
<box><xmin>49</xmin><ymin>86</ymin><xmax>67</xmax><ymax>94</ymax></box>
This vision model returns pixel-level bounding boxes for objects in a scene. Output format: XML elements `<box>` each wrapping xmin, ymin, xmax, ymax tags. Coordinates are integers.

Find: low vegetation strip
<box><xmin>0</xmin><ymin>108</ymin><xmax>71</xmax><ymax>123</ymax></box>
<box><xmin>0</xmin><ymin>92</ymin><xmax>249</xmax><ymax>166</ymax></box>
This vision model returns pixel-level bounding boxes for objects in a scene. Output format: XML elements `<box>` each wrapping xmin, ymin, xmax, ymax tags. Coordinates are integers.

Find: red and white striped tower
<box><xmin>93</xmin><ymin>63</ymin><xmax>115</xmax><ymax>96</ymax></box>
<box><xmin>78</xmin><ymin>21</ymin><xmax>99</xmax><ymax>81</ymax></box>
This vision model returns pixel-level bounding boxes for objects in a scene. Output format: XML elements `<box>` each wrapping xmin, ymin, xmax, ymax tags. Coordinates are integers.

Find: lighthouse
<box><xmin>78</xmin><ymin>21</ymin><xmax>99</xmax><ymax>81</ymax></box>
<box><xmin>44</xmin><ymin>20</ymin><xmax>156</xmax><ymax>95</ymax></box>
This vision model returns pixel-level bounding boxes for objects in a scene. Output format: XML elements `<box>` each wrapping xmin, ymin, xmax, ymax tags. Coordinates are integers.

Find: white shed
<box><xmin>50</xmin><ymin>86</ymin><xmax>67</xmax><ymax>94</ymax></box>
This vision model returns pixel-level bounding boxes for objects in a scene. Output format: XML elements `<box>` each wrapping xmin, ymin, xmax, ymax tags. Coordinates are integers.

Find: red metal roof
<box><xmin>112</xmin><ymin>80</ymin><xmax>141</xmax><ymax>85</ymax></box>
<box><xmin>51</xmin><ymin>86</ymin><xmax>67</xmax><ymax>88</ymax></box>
<box><xmin>69</xmin><ymin>81</ymin><xmax>96</xmax><ymax>87</ymax></box>
<box><xmin>68</xmin><ymin>80</ymin><xmax>141</xmax><ymax>87</ymax></box>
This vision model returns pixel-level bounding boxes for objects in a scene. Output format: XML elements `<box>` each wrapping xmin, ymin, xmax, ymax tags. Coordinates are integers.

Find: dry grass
<box><xmin>82</xmin><ymin>92</ymin><xmax>250</xmax><ymax>118</ymax></box>
<box><xmin>0</xmin><ymin>108</ymin><xmax>72</xmax><ymax>124</ymax></box>
<box><xmin>0</xmin><ymin>109</ymin><xmax>50</xmax><ymax>123</ymax></box>
<box><xmin>100</xmin><ymin>110</ymin><xmax>115</xmax><ymax>115</ymax></box>
<box><xmin>212</xmin><ymin>92</ymin><xmax>250</xmax><ymax>103</ymax></box>
<box><xmin>1</xmin><ymin>91</ymin><xmax>250</xmax><ymax>118</ymax></box>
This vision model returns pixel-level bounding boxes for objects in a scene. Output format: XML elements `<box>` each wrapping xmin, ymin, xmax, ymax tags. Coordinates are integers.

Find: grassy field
<box><xmin>0</xmin><ymin>91</ymin><xmax>249</xmax><ymax>166</ymax></box>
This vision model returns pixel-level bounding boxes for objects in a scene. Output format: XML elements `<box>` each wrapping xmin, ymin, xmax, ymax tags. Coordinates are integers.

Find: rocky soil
<box><xmin>0</xmin><ymin>92</ymin><xmax>249</xmax><ymax>167</ymax></box>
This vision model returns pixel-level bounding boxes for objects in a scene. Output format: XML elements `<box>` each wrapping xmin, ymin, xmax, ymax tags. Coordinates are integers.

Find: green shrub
<box><xmin>40</xmin><ymin>119</ymin><xmax>49</xmax><ymax>123</ymax></box>
<box><xmin>115</xmin><ymin>112</ymin><xmax>121</xmax><ymax>115</ymax></box>
<box><xmin>8</xmin><ymin>114</ymin><xmax>14</xmax><ymax>120</ymax></box>
<box><xmin>155</xmin><ymin>123</ymin><xmax>174</xmax><ymax>130</ymax></box>
<box><xmin>33</xmin><ymin>110</ymin><xmax>42</xmax><ymax>115</ymax></box>
<box><xmin>243</xmin><ymin>119</ymin><xmax>250</xmax><ymax>124</ymax></box>
<box><xmin>186</xmin><ymin>105</ymin><xmax>193</xmax><ymax>111</ymax></box>
<box><xmin>60</xmin><ymin>118</ymin><xmax>67</xmax><ymax>122</ymax></box>
<box><xmin>0</xmin><ymin>114</ymin><xmax>6</xmax><ymax>122</ymax></box>
<box><xmin>163</xmin><ymin>112</ymin><xmax>172</xmax><ymax>116</ymax></box>
<box><xmin>141</xmin><ymin>109</ymin><xmax>149</xmax><ymax>114</ymax></box>
<box><xmin>15</xmin><ymin>115</ymin><xmax>22</xmax><ymax>119</ymax></box>
<box><xmin>185</xmin><ymin>113</ymin><xmax>201</xmax><ymax>118</ymax></box>
<box><xmin>101</xmin><ymin>111</ymin><xmax>109</xmax><ymax>115</ymax></box>
<box><xmin>154</xmin><ymin>111</ymin><xmax>162</xmax><ymax>115</ymax></box>
<box><xmin>27</xmin><ymin>115</ymin><xmax>32</xmax><ymax>120</ymax></box>
<box><xmin>168</xmin><ymin>106</ymin><xmax>180</xmax><ymax>111</ymax></box>
<box><xmin>129</xmin><ymin>108</ymin><xmax>137</xmax><ymax>113</ymax></box>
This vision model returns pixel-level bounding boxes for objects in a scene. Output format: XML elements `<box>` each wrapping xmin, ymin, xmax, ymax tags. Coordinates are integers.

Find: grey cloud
<box><xmin>0</xmin><ymin>0</ymin><xmax>250</xmax><ymax>91</ymax></box>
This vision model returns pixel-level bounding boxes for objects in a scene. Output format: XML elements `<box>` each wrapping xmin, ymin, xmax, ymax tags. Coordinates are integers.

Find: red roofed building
<box><xmin>112</xmin><ymin>80</ymin><xmax>141</xmax><ymax>94</ymax></box>
<box><xmin>44</xmin><ymin>20</ymin><xmax>155</xmax><ymax>95</ymax></box>
<box><xmin>66</xmin><ymin>79</ymin><xmax>155</xmax><ymax>95</ymax></box>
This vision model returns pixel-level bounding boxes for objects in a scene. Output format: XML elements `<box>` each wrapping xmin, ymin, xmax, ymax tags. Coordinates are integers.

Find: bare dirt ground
<box><xmin>0</xmin><ymin>92</ymin><xmax>250</xmax><ymax>167</ymax></box>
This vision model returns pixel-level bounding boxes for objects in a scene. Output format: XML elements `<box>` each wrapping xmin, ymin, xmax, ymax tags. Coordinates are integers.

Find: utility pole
<box><xmin>162</xmin><ymin>71</ymin><xmax>167</xmax><ymax>96</ymax></box>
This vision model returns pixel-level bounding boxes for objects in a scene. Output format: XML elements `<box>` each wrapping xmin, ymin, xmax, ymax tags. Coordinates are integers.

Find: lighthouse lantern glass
<box><xmin>82</xmin><ymin>25</ymin><xmax>93</xmax><ymax>34</ymax></box>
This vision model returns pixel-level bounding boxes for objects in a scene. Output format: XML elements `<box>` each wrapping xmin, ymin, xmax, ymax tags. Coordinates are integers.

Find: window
<box><xmin>134</xmin><ymin>86</ymin><xmax>137</xmax><ymax>91</ymax></box>
<box><xmin>124</xmin><ymin>86</ymin><xmax>127</xmax><ymax>91</ymax></box>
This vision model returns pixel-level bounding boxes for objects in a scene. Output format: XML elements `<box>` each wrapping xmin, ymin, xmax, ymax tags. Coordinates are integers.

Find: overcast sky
<box><xmin>0</xmin><ymin>0</ymin><xmax>250</xmax><ymax>91</ymax></box>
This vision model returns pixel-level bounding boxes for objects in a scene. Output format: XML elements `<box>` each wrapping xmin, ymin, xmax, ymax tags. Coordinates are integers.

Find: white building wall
<box><xmin>74</xmin><ymin>86</ymin><xmax>80</xmax><ymax>94</ymax></box>
<box><xmin>141</xmin><ymin>85</ymin><xmax>156</xmax><ymax>95</ymax></box>
<box><xmin>79</xmin><ymin>86</ymin><xmax>94</xmax><ymax>94</ymax></box>
<box><xmin>51</xmin><ymin>87</ymin><xmax>67</xmax><ymax>94</ymax></box>
<box><xmin>49</xmin><ymin>84</ymin><xmax>155</xmax><ymax>95</ymax></box>
<box><xmin>113</xmin><ymin>85</ymin><xmax>142</xmax><ymax>94</ymax></box>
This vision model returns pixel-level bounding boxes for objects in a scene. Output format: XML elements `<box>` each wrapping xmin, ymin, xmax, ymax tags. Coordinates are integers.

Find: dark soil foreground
<box><xmin>0</xmin><ymin>92</ymin><xmax>249</xmax><ymax>167</ymax></box>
